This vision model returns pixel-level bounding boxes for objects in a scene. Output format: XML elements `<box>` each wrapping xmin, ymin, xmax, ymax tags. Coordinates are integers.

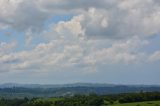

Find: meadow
<box><xmin>0</xmin><ymin>92</ymin><xmax>160</xmax><ymax>106</ymax></box>
<box><xmin>109</xmin><ymin>101</ymin><xmax>160</xmax><ymax>106</ymax></box>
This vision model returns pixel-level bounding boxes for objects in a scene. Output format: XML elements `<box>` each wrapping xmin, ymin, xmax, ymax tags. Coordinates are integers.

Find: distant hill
<box><xmin>1</xmin><ymin>83</ymin><xmax>159</xmax><ymax>88</ymax></box>
<box><xmin>0</xmin><ymin>83</ymin><xmax>117</xmax><ymax>88</ymax></box>
<box><xmin>0</xmin><ymin>83</ymin><xmax>160</xmax><ymax>98</ymax></box>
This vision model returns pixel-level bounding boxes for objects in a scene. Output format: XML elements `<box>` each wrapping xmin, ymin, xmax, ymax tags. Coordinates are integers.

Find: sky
<box><xmin>0</xmin><ymin>0</ymin><xmax>160</xmax><ymax>85</ymax></box>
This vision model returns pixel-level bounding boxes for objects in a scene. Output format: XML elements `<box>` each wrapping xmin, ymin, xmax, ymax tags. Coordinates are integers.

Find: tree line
<box><xmin>0</xmin><ymin>91</ymin><xmax>160</xmax><ymax>106</ymax></box>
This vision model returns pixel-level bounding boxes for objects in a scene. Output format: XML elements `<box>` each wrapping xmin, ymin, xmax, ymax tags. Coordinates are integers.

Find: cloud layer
<box><xmin>0</xmin><ymin>0</ymin><xmax>160</xmax><ymax>74</ymax></box>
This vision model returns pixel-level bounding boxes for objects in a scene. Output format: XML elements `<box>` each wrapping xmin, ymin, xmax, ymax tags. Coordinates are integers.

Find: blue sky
<box><xmin>0</xmin><ymin>0</ymin><xmax>160</xmax><ymax>85</ymax></box>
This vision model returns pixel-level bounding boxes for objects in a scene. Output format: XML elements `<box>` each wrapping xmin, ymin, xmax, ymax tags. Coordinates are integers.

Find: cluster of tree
<box><xmin>0</xmin><ymin>92</ymin><xmax>160</xmax><ymax>106</ymax></box>
<box><xmin>0</xmin><ymin>98</ymin><xmax>28</xmax><ymax>106</ymax></box>
<box><xmin>0</xmin><ymin>98</ymin><xmax>53</xmax><ymax>106</ymax></box>
<box><xmin>118</xmin><ymin>92</ymin><xmax>160</xmax><ymax>103</ymax></box>
<box><xmin>20</xmin><ymin>100</ymin><xmax>52</xmax><ymax>106</ymax></box>
<box><xmin>1</xmin><ymin>86</ymin><xmax>160</xmax><ymax>98</ymax></box>
<box><xmin>55</xmin><ymin>94</ymin><xmax>103</xmax><ymax>106</ymax></box>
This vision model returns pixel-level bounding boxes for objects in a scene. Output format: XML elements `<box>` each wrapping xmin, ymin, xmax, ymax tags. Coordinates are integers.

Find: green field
<box><xmin>35</xmin><ymin>97</ymin><xmax>63</xmax><ymax>103</ymax></box>
<box><xmin>109</xmin><ymin>101</ymin><xmax>160</xmax><ymax>106</ymax></box>
<box><xmin>35</xmin><ymin>98</ymin><xmax>160</xmax><ymax>106</ymax></box>
<box><xmin>1</xmin><ymin>92</ymin><xmax>160</xmax><ymax>106</ymax></box>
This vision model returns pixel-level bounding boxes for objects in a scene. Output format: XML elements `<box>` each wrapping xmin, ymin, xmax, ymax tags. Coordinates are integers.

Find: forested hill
<box><xmin>0</xmin><ymin>83</ymin><xmax>159</xmax><ymax>98</ymax></box>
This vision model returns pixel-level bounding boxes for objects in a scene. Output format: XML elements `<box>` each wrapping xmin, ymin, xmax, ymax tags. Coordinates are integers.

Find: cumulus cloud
<box><xmin>84</xmin><ymin>36</ymin><xmax>148</xmax><ymax>65</ymax></box>
<box><xmin>36</xmin><ymin>0</ymin><xmax>113</xmax><ymax>11</ymax></box>
<box><xmin>0</xmin><ymin>0</ymin><xmax>160</xmax><ymax>74</ymax></box>
<box><xmin>1</xmin><ymin>0</ymin><xmax>160</xmax><ymax>38</ymax></box>
<box><xmin>0</xmin><ymin>0</ymin><xmax>48</xmax><ymax>32</ymax></box>
<box><xmin>0</xmin><ymin>28</ymin><xmax>150</xmax><ymax>73</ymax></box>
<box><xmin>0</xmin><ymin>41</ymin><xmax>84</xmax><ymax>72</ymax></box>
<box><xmin>78</xmin><ymin>0</ymin><xmax>160</xmax><ymax>39</ymax></box>
<box><xmin>0</xmin><ymin>41</ymin><xmax>16</xmax><ymax>55</ymax></box>
<box><xmin>0</xmin><ymin>41</ymin><xmax>17</xmax><ymax>72</ymax></box>
<box><xmin>149</xmin><ymin>51</ymin><xmax>160</xmax><ymax>62</ymax></box>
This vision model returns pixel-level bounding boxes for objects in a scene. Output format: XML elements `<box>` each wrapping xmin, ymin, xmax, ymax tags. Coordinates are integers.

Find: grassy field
<box><xmin>33</xmin><ymin>98</ymin><xmax>63</xmax><ymax>106</ymax></box>
<box><xmin>36</xmin><ymin>97</ymin><xmax>63</xmax><ymax>102</ymax></box>
<box><xmin>35</xmin><ymin>98</ymin><xmax>160</xmax><ymax>106</ymax></box>
<box><xmin>109</xmin><ymin>101</ymin><xmax>160</xmax><ymax>106</ymax></box>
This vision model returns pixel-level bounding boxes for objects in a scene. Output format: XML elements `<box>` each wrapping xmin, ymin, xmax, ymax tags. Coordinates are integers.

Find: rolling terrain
<box><xmin>0</xmin><ymin>83</ymin><xmax>160</xmax><ymax>98</ymax></box>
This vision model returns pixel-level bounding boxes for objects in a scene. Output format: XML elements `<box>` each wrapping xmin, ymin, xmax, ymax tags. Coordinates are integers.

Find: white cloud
<box><xmin>149</xmin><ymin>51</ymin><xmax>160</xmax><ymax>62</ymax></box>
<box><xmin>84</xmin><ymin>36</ymin><xmax>148</xmax><ymax>65</ymax></box>
<box><xmin>0</xmin><ymin>41</ymin><xmax>16</xmax><ymax>55</ymax></box>
<box><xmin>54</xmin><ymin>14</ymin><xmax>85</xmax><ymax>39</ymax></box>
<box><xmin>0</xmin><ymin>32</ymin><xmax>149</xmax><ymax>73</ymax></box>
<box><xmin>0</xmin><ymin>0</ymin><xmax>48</xmax><ymax>32</ymax></box>
<box><xmin>0</xmin><ymin>0</ymin><xmax>160</xmax><ymax>39</ymax></box>
<box><xmin>0</xmin><ymin>0</ymin><xmax>160</xmax><ymax>74</ymax></box>
<box><xmin>25</xmin><ymin>29</ymin><xmax>33</xmax><ymax>46</ymax></box>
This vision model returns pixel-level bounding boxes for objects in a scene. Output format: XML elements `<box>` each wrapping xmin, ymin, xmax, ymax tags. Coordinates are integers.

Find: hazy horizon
<box><xmin>0</xmin><ymin>0</ymin><xmax>160</xmax><ymax>85</ymax></box>
<box><xmin>1</xmin><ymin>82</ymin><xmax>160</xmax><ymax>86</ymax></box>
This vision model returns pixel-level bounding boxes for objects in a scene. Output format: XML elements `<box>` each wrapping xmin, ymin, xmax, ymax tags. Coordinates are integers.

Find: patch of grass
<box><xmin>108</xmin><ymin>101</ymin><xmax>160</xmax><ymax>106</ymax></box>
<box><xmin>36</xmin><ymin>97</ymin><xmax>63</xmax><ymax>102</ymax></box>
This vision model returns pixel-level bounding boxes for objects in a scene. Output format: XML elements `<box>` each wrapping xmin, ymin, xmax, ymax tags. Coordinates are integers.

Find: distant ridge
<box><xmin>0</xmin><ymin>83</ymin><xmax>160</xmax><ymax>98</ymax></box>
<box><xmin>0</xmin><ymin>82</ymin><xmax>160</xmax><ymax>88</ymax></box>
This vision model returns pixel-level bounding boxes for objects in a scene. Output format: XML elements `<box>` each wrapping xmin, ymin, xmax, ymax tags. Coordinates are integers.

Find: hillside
<box><xmin>0</xmin><ymin>83</ymin><xmax>160</xmax><ymax>98</ymax></box>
